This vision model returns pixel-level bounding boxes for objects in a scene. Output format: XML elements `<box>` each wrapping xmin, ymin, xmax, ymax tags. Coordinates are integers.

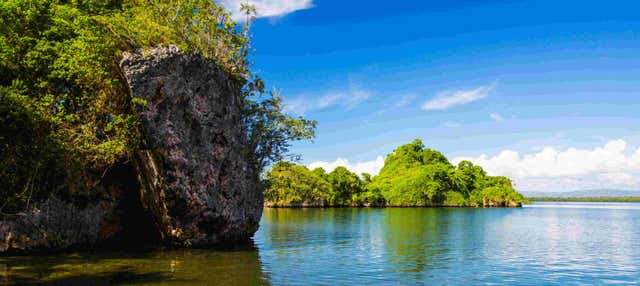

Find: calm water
<box><xmin>2</xmin><ymin>202</ymin><xmax>640</xmax><ymax>285</ymax></box>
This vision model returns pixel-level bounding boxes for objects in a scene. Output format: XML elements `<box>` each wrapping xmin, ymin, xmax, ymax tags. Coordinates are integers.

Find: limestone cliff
<box><xmin>121</xmin><ymin>46</ymin><xmax>262</xmax><ymax>246</ymax></box>
<box><xmin>0</xmin><ymin>46</ymin><xmax>262</xmax><ymax>253</ymax></box>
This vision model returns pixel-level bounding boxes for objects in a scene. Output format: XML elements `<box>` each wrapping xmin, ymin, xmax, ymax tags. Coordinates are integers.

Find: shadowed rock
<box><xmin>120</xmin><ymin>45</ymin><xmax>262</xmax><ymax>246</ymax></box>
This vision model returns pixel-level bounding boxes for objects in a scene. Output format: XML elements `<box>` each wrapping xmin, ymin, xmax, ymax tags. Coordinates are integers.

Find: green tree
<box><xmin>422</xmin><ymin>148</ymin><xmax>451</xmax><ymax>165</ymax></box>
<box><xmin>262</xmin><ymin>139</ymin><xmax>526</xmax><ymax>207</ymax></box>
<box><xmin>0</xmin><ymin>0</ymin><xmax>315</xmax><ymax>212</ymax></box>
<box><xmin>361</xmin><ymin>173</ymin><xmax>372</xmax><ymax>185</ymax></box>
<box><xmin>264</xmin><ymin>162</ymin><xmax>331</xmax><ymax>206</ymax></box>
<box><xmin>367</xmin><ymin>139</ymin><xmax>525</xmax><ymax>207</ymax></box>
<box><xmin>378</xmin><ymin>139</ymin><xmax>425</xmax><ymax>174</ymax></box>
<box><xmin>240</xmin><ymin>3</ymin><xmax>257</xmax><ymax>38</ymax></box>
<box><xmin>0</xmin><ymin>87</ymin><xmax>63</xmax><ymax>213</ymax></box>
<box><xmin>327</xmin><ymin>167</ymin><xmax>363</xmax><ymax>205</ymax></box>
<box><xmin>243</xmin><ymin>90</ymin><xmax>316</xmax><ymax>171</ymax></box>
<box><xmin>474</xmin><ymin>176</ymin><xmax>524</xmax><ymax>207</ymax></box>
<box><xmin>450</xmin><ymin>160</ymin><xmax>486</xmax><ymax>197</ymax></box>
<box><xmin>312</xmin><ymin>167</ymin><xmax>328</xmax><ymax>178</ymax></box>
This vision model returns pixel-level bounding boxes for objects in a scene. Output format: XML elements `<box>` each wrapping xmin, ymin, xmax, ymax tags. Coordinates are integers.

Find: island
<box><xmin>264</xmin><ymin>139</ymin><xmax>526</xmax><ymax>208</ymax></box>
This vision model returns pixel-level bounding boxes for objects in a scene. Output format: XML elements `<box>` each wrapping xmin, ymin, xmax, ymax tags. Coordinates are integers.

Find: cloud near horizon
<box><xmin>284</xmin><ymin>88</ymin><xmax>371</xmax><ymax>115</ymax></box>
<box><xmin>220</xmin><ymin>0</ymin><xmax>313</xmax><ymax>22</ymax></box>
<box><xmin>308</xmin><ymin>156</ymin><xmax>385</xmax><ymax>176</ymax></box>
<box><xmin>422</xmin><ymin>84</ymin><xmax>494</xmax><ymax>110</ymax></box>
<box><xmin>453</xmin><ymin>139</ymin><xmax>640</xmax><ymax>191</ymax></box>
<box><xmin>308</xmin><ymin>139</ymin><xmax>640</xmax><ymax>192</ymax></box>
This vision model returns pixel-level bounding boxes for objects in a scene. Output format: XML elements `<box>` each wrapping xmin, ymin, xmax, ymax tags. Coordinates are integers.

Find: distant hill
<box><xmin>523</xmin><ymin>189</ymin><xmax>640</xmax><ymax>198</ymax></box>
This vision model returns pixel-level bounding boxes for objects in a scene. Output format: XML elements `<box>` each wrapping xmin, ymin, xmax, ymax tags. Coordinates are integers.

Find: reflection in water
<box><xmin>2</xmin><ymin>203</ymin><xmax>640</xmax><ymax>285</ymax></box>
<box><xmin>381</xmin><ymin>208</ymin><xmax>444</xmax><ymax>280</ymax></box>
<box><xmin>0</xmin><ymin>246</ymin><xmax>268</xmax><ymax>285</ymax></box>
<box><xmin>257</xmin><ymin>206</ymin><xmax>640</xmax><ymax>285</ymax></box>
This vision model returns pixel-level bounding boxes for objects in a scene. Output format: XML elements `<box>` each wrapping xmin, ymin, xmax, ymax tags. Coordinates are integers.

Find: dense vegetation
<box><xmin>265</xmin><ymin>139</ymin><xmax>526</xmax><ymax>207</ymax></box>
<box><xmin>0</xmin><ymin>0</ymin><xmax>315</xmax><ymax>214</ymax></box>
<box><xmin>529</xmin><ymin>197</ymin><xmax>640</xmax><ymax>202</ymax></box>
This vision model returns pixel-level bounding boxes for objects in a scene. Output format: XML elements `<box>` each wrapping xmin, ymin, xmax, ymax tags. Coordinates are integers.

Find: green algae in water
<box><xmin>0</xmin><ymin>249</ymin><xmax>267</xmax><ymax>285</ymax></box>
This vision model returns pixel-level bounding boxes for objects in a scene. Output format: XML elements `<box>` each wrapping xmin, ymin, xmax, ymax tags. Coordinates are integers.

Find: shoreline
<box><xmin>263</xmin><ymin>203</ymin><xmax>523</xmax><ymax>208</ymax></box>
<box><xmin>528</xmin><ymin>197</ymin><xmax>640</xmax><ymax>203</ymax></box>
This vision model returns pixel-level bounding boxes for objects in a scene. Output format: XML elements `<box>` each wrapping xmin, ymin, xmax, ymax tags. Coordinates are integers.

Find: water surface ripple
<box><xmin>2</xmin><ymin>202</ymin><xmax>639</xmax><ymax>285</ymax></box>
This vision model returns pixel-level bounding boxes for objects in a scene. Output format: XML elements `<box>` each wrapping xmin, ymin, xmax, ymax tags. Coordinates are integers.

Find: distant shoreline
<box><xmin>264</xmin><ymin>202</ymin><xmax>523</xmax><ymax>208</ymax></box>
<box><xmin>528</xmin><ymin>197</ymin><xmax>640</xmax><ymax>202</ymax></box>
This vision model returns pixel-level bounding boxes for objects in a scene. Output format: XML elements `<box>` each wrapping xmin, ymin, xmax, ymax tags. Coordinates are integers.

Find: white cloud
<box><xmin>317</xmin><ymin>94</ymin><xmax>341</xmax><ymax>109</ymax></box>
<box><xmin>308</xmin><ymin>156</ymin><xmax>385</xmax><ymax>176</ymax></box>
<box><xmin>284</xmin><ymin>88</ymin><xmax>371</xmax><ymax>115</ymax></box>
<box><xmin>220</xmin><ymin>0</ymin><xmax>313</xmax><ymax>22</ymax></box>
<box><xmin>490</xmin><ymin>112</ymin><xmax>504</xmax><ymax>122</ymax></box>
<box><xmin>422</xmin><ymin>84</ymin><xmax>494</xmax><ymax>110</ymax></box>
<box><xmin>453</xmin><ymin>139</ymin><xmax>640</xmax><ymax>191</ymax></box>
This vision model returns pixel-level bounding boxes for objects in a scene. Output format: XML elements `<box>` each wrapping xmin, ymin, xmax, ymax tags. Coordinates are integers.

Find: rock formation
<box><xmin>121</xmin><ymin>45</ymin><xmax>262</xmax><ymax>247</ymax></box>
<box><xmin>0</xmin><ymin>46</ymin><xmax>262</xmax><ymax>253</ymax></box>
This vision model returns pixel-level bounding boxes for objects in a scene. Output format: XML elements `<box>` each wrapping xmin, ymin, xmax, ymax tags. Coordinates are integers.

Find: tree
<box><xmin>422</xmin><ymin>148</ymin><xmax>451</xmax><ymax>165</ymax></box>
<box><xmin>450</xmin><ymin>160</ymin><xmax>486</xmax><ymax>196</ymax></box>
<box><xmin>240</xmin><ymin>3</ymin><xmax>257</xmax><ymax>38</ymax></box>
<box><xmin>243</xmin><ymin>90</ymin><xmax>316</xmax><ymax>171</ymax></box>
<box><xmin>312</xmin><ymin>167</ymin><xmax>329</xmax><ymax>180</ymax></box>
<box><xmin>379</xmin><ymin>139</ymin><xmax>425</xmax><ymax>174</ymax></box>
<box><xmin>328</xmin><ymin>167</ymin><xmax>363</xmax><ymax>205</ymax></box>
<box><xmin>361</xmin><ymin>173</ymin><xmax>372</xmax><ymax>185</ymax></box>
<box><xmin>0</xmin><ymin>0</ymin><xmax>315</xmax><ymax>211</ymax></box>
<box><xmin>366</xmin><ymin>139</ymin><xmax>526</xmax><ymax>207</ymax></box>
<box><xmin>264</xmin><ymin>162</ymin><xmax>331</xmax><ymax>206</ymax></box>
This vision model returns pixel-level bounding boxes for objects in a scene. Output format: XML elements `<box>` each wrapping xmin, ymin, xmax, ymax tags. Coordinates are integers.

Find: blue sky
<box><xmin>221</xmin><ymin>0</ymin><xmax>640</xmax><ymax>192</ymax></box>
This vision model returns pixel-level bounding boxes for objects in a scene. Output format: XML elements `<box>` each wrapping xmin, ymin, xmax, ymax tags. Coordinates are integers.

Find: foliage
<box><xmin>264</xmin><ymin>162</ymin><xmax>332</xmax><ymax>206</ymax></box>
<box><xmin>0</xmin><ymin>0</ymin><xmax>315</xmax><ymax>212</ymax></box>
<box><xmin>1</xmin><ymin>0</ymin><xmax>138</xmax><ymax>172</ymax></box>
<box><xmin>264</xmin><ymin>139</ymin><xmax>526</xmax><ymax>207</ymax></box>
<box><xmin>264</xmin><ymin>163</ymin><xmax>367</xmax><ymax>207</ymax></box>
<box><xmin>328</xmin><ymin>167</ymin><xmax>363</xmax><ymax>205</ymax></box>
<box><xmin>243</xmin><ymin>89</ymin><xmax>316</xmax><ymax>171</ymax></box>
<box><xmin>108</xmin><ymin>0</ymin><xmax>250</xmax><ymax>76</ymax></box>
<box><xmin>0</xmin><ymin>86</ymin><xmax>63</xmax><ymax>213</ymax></box>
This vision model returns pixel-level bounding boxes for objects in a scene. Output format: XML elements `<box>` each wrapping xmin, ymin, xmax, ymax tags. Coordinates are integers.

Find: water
<box><xmin>2</xmin><ymin>202</ymin><xmax>640</xmax><ymax>285</ymax></box>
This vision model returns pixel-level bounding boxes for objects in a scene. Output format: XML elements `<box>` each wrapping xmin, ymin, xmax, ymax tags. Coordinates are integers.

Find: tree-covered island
<box><xmin>265</xmin><ymin>139</ymin><xmax>527</xmax><ymax>207</ymax></box>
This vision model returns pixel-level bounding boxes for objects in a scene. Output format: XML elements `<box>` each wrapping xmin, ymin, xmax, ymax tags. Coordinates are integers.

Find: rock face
<box><xmin>0</xmin><ymin>198</ymin><xmax>112</xmax><ymax>253</ymax></box>
<box><xmin>0</xmin><ymin>46</ymin><xmax>262</xmax><ymax>253</ymax></box>
<box><xmin>120</xmin><ymin>46</ymin><xmax>262</xmax><ymax>246</ymax></box>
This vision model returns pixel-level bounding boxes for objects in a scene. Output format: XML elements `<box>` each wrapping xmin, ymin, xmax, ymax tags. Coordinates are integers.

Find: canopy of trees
<box><xmin>0</xmin><ymin>0</ymin><xmax>315</xmax><ymax>213</ymax></box>
<box><xmin>264</xmin><ymin>139</ymin><xmax>526</xmax><ymax>207</ymax></box>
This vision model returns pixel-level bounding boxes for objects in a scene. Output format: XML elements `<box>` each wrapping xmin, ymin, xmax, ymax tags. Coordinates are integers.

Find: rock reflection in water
<box><xmin>0</xmin><ymin>245</ymin><xmax>268</xmax><ymax>285</ymax></box>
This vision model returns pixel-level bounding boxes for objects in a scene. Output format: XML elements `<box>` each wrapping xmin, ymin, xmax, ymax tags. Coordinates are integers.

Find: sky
<box><xmin>220</xmin><ymin>0</ymin><xmax>640</xmax><ymax>192</ymax></box>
